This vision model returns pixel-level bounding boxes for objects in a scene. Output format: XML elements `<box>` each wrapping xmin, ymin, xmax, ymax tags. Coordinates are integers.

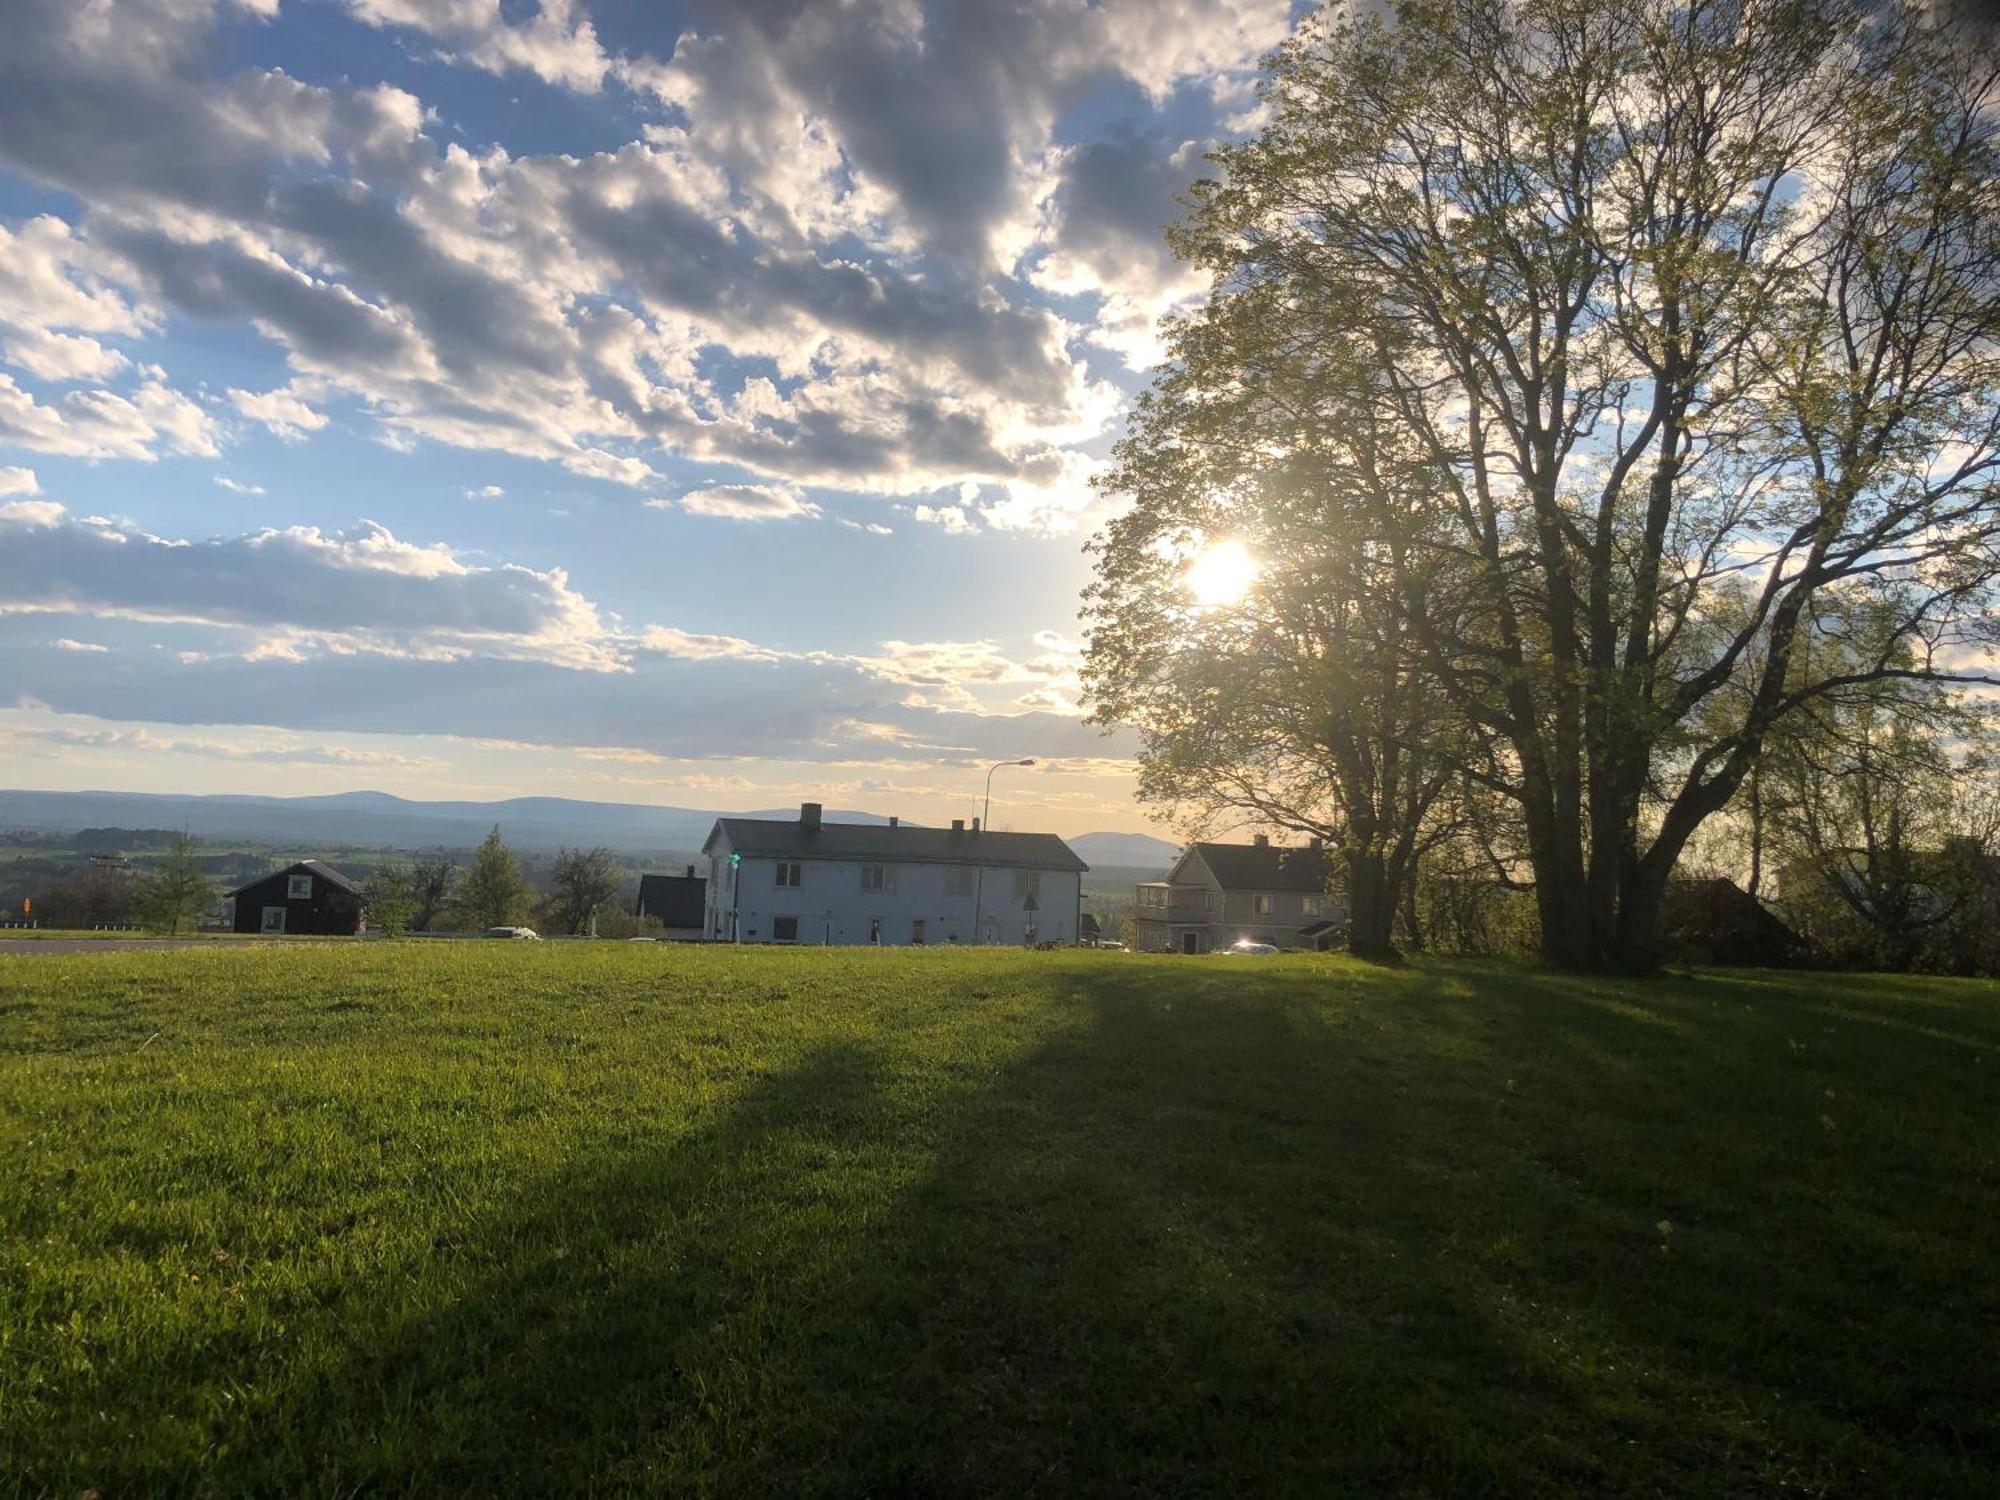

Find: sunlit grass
<box><xmin>2</xmin><ymin>946</ymin><xmax>1995</xmax><ymax>1495</ymax></box>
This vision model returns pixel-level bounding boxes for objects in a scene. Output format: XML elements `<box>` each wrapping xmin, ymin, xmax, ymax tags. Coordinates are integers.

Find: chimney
<box><xmin>685</xmin><ymin>864</ymin><xmax>695</xmax><ymax>877</ymax></box>
<box><xmin>888</xmin><ymin>816</ymin><xmax>899</xmax><ymax>828</ymax></box>
<box><xmin>800</xmin><ymin>801</ymin><xmax>822</xmax><ymax>830</ymax></box>
<box><xmin>951</xmin><ymin>818</ymin><xmax>965</xmax><ymax>833</ymax></box>
<box><xmin>1253</xmin><ymin>833</ymin><xmax>1270</xmax><ymax>847</ymax></box>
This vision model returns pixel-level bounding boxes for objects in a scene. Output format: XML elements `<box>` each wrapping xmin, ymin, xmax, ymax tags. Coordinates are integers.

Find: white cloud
<box><xmin>0</xmin><ymin>373</ymin><xmax>217</xmax><ymax>461</ymax></box>
<box><xmin>671</xmin><ymin>482</ymin><xmax>822</xmax><ymax>522</ymax></box>
<box><xmin>463</xmin><ymin>483</ymin><xmax>504</xmax><ymax>499</ymax></box>
<box><xmin>228</xmin><ymin>383</ymin><xmax>328</xmax><ymax>441</ymax></box>
<box><xmin>912</xmin><ymin>503</ymin><xmax>977</xmax><ymax>535</ymax></box>
<box><xmin>0</xmin><ymin>467</ymin><xmax>38</xmax><ymax>496</ymax></box>
<box><xmin>0</xmin><ymin>505</ymin><xmax>616</xmax><ymax>670</ymax></box>
<box><xmin>215</xmin><ymin>476</ymin><xmax>267</xmax><ymax>495</ymax></box>
<box><xmin>52</xmin><ymin>637</ymin><xmax>109</xmax><ymax>652</ymax></box>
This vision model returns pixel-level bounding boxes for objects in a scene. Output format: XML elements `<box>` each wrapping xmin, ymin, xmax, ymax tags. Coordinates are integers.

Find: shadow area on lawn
<box><xmin>217</xmin><ymin>960</ymin><xmax>1996</xmax><ymax>1497</ymax></box>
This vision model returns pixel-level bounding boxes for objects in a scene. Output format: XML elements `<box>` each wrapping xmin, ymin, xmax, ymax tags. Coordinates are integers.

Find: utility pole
<box><xmin>972</xmin><ymin>758</ymin><xmax>1034</xmax><ymax>945</ymax></box>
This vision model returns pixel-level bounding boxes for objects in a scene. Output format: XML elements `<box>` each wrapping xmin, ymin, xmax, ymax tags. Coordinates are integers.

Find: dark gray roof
<box><xmin>636</xmin><ymin>872</ymin><xmax>705</xmax><ymax>928</ymax></box>
<box><xmin>1188</xmin><ymin>842</ymin><xmax>1333</xmax><ymax>893</ymax></box>
<box><xmin>228</xmin><ymin>859</ymin><xmax>360</xmax><ymax>897</ymax></box>
<box><xmin>705</xmin><ymin>818</ymin><xmax>1087</xmax><ymax>872</ymax></box>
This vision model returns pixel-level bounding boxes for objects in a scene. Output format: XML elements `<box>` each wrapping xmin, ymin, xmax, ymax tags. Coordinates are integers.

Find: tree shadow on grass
<box><xmin>178</xmin><ymin>957</ymin><xmax>1998</xmax><ymax>1497</ymax></box>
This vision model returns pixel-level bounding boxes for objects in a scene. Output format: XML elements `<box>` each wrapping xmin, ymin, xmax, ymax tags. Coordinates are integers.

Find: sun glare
<box><xmin>1186</xmin><ymin>539</ymin><xmax>1258</xmax><ymax>607</ymax></box>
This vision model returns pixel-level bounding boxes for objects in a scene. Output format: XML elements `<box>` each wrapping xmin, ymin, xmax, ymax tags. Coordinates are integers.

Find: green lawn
<box><xmin>1</xmin><ymin>947</ymin><xmax>1995</xmax><ymax>1497</ymax></box>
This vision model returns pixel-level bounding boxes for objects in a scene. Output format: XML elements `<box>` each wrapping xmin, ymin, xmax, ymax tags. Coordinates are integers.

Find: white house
<box><xmin>701</xmin><ymin>803</ymin><xmax>1087</xmax><ymax>946</ymax></box>
<box><xmin>1135</xmin><ymin>837</ymin><xmax>1341</xmax><ymax>953</ymax></box>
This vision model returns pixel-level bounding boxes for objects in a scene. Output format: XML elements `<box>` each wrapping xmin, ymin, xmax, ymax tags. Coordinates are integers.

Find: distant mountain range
<box><xmin>0</xmin><ymin>788</ymin><xmax>1180</xmax><ymax>869</ymax></box>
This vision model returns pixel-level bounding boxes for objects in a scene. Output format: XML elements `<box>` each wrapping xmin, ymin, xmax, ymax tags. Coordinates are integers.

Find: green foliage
<box><xmin>133</xmin><ymin>832</ymin><xmax>211</xmax><ymax>935</ymax></box>
<box><xmin>2</xmin><ymin>947</ymin><xmax>1998</xmax><ymax>1494</ymax></box>
<box><xmin>406</xmin><ymin>854</ymin><xmax>457</xmax><ymax>933</ymax></box>
<box><xmin>1098</xmin><ymin>0</ymin><xmax>2000</xmax><ymax>971</ymax></box>
<box><xmin>457</xmin><ymin>826</ymin><xmax>529</xmax><ymax>929</ymax></box>
<box><xmin>546</xmin><ymin>846</ymin><xmax>621</xmax><ymax>936</ymax></box>
<box><xmin>592</xmin><ymin>906</ymin><xmax>664</xmax><ymax>940</ymax></box>
<box><xmin>360</xmin><ymin>865</ymin><xmax>416</xmax><ymax>937</ymax></box>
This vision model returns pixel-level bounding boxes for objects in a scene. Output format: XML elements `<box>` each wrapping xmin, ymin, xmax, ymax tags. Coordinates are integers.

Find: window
<box><xmin>911</xmin><ymin>919</ymin><xmax>926</xmax><ymax>945</ymax></box>
<box><xmin>868</xmin><ymin>917</ymin><xmax>882</xmax><ymax>944</ymax></box>
<box><xmin>861</xmin><ymin>863</ymin><xmax>893</xmax><ymax>893</ymax></box>
<box><xmin>945</xmin><ymin>865</ymin><xmax>973</xmax><ymax>897</ymax></box>
<box><xmin>773</xmin><ymin>916</ymin><xmax>799</xmax><ymax>942</ymax></box>
<box><xmin>1139</xmin><ymin>886</ymin><xmax>1165</xmax><ymax>908</ymax></box>
<box><xmin>1253</xmin><ymin>893</ymin><xmax>1273</xmax><ymax>915</ymax></box>
<box><xmin>775</xmin><ymin>861</ymin><xmax>802</xmax><ymax>888</ymax></box>
<box><xmin>260</xmin><ymin>906</ymin><xmax>287</xmax><ymax>934</ymax></box>
<box><xmin>1302</xmin><ymin>895</ymin><xmax>1323</xmax><ymax>916</ymax></box>
<box><xmin>1012</xmin><ymin>870</ymin><xmax>1041</xmax><ymax>903</ymax></box>
<box><xmin>287</xmin><ymin>872</ymin><xmax>312</xmax><ymax>900</ymax></box>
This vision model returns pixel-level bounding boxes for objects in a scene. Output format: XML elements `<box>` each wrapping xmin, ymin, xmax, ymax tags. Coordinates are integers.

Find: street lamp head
<box><xmin>1017</xmin><ymin>758</ymin><xmax>1036</xmax><ymax>766</ymax></box>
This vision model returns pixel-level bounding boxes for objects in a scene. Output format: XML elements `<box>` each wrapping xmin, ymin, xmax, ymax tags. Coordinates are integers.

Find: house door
<box><xmin>1181</xmin><ymin>931</ymin><xmax>1199</xmax><ymax>955</ymax></box>
<box><xmin>260</xmin><ymin>906</ymin><xmax>287</xmax><ymax>935</ymax></box>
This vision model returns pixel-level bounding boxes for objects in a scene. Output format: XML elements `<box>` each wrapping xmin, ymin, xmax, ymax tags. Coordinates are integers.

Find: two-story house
<box><xmin>1134</xmin><ymin>837</ymin><xmax>1339</xmax><ymax>953</ymax></box>
<box><xmin>701</xmin><ymin>803</ymin><xmax>1087</xmax><ymax>946</ymax></box>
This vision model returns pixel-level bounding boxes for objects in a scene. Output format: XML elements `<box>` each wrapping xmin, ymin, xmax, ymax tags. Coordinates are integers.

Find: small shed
<box><xmin>635</xmin><ymin>866</ymin><xmax>706</xmax><ymax>940</ymax></box>
<box><xmin>227</xmin><ymin>860</ymin><xmax>361</xmax><ymax>936</ymax></box>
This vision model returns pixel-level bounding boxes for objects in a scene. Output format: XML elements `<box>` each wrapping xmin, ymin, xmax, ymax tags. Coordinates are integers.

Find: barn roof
<box><xmin>704</xmin><ymin>817</ymin><xmax>1087</xmax><ymax>872</ymax></box>
<box><xmin>227</xmin><ymin>859</ymin><xmax>361</xmax><ymax>897</ymax></box>
<box><xmin>635</xmin><ymin>872</ymin><xmax>706</xmax><ymax>929</ymax></box>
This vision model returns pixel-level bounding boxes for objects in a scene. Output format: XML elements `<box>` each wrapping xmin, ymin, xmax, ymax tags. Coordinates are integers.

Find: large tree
<box><xmin>1084</xmin><ymin>283</ymin><xmax>1463</xmax><ymax>958</ymax></box>
<box><xmin>547</xmin><ymin>846</ymin><xmax>621</xmax><ymax>937</ymax></box>
<box><xmin>1147</xmin><ymin>0</ymin><xmax>2000</xmax><ymax>970</ymax></box>
<box><xmin>459</xmin><ymin>826</ymin><xmax>531</xmax><ymax>929</ymax></box>
<box><xmin>137</xmin><ymin>832</ymin><xmax>212</xmax><ymax>936</ymax></box>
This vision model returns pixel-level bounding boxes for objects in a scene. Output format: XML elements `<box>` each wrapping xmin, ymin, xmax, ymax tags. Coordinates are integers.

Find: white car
<box><xmin>483</xmin><ymin>926</ymin><xmax>540</xmax><ymax>940</ymax></box>
<box><xmin>1223</xmin><ymin>938</ymin><xmax>1280</xmax><ymax>955</ymax></box>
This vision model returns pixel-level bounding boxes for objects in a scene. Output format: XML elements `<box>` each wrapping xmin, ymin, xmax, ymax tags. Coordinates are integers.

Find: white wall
<box><xmin>702</xmin><ymin>837</ymin><xmax>1079</xmax><ymax>945</ymax></box>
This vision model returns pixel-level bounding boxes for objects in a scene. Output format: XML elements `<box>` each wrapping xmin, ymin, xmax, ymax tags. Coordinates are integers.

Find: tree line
<box><xmin>19</xmin><ymin>827</ymin><xmax>652</xmax><ymax>938</ymax></box>
<box><xmin>1084</xmin><ymin>0</ymin><xmax>2000</xmax><ymax>973</ymax></box>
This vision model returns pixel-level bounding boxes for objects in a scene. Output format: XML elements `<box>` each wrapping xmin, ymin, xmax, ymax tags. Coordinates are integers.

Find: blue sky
<box><xmin>0</xmin><ymin>0</ymin><xmax>1297</xmax><ymax>835</ymax></box>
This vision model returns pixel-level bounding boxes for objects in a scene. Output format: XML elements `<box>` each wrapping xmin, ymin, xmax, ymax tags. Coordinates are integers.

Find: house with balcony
<box><xmin>701</xmin><ymin>802</ymin><xmax>1086</xmax><ymax>946</ymax></box>
<box><xmin>1134</xmin><ymin>836</ymin><xmax>1339</xmax><ymax>953</ymax></box>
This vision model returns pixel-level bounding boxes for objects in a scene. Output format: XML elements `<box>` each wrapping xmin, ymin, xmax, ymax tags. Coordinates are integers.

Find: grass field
<box><xmin>2</xmin><ymin>946</ymin><xmax>1995</xmax><ymax>1497</ymax></box>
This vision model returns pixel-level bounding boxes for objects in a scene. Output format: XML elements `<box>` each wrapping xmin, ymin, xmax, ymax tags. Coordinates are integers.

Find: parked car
<box><xmin>483</xmin><ymin>926</ymin><xmax>540</xmax><ymax>940</ymax></box>
<box><xmin>1222</xmin><ymin>938</ymin><xmax>1280</xmax><ymax>955</ymax></box>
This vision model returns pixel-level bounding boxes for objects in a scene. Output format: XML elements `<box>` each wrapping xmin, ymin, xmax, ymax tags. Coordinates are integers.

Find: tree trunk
<box><xmin>1345</xmin><ymin>847</ymin><xmax>1399</xmax><ymax>961</ymax></box>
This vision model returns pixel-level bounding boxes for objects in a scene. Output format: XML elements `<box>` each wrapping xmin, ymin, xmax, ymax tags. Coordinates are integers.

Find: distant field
<box><xmin>2</xmin><ymin>947</ymin><xmax>1995</xmax><ymax>1496</ymax></box>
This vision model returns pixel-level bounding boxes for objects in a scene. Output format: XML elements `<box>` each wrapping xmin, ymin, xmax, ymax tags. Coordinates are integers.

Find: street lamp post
<box><xmin>973</xmin><ymin>757</ymin><xmax>1035</xmax><ymax>945</ymax></box>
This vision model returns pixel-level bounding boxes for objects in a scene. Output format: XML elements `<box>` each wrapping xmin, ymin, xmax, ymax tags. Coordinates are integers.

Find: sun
<box><xmin>1185</xmin><ymin>539</ymin><xmax>1258</xmax><ymax>607</ymax></box>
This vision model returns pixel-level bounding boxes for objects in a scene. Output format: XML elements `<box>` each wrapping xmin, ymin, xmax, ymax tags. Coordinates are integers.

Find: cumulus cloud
<box><xmin>463</xmin><ymin>483</ymin><xmax>504</xmax><ymax>500</ymax></box>
<box><xmin>0</xmin><ymin>501</ymin><xmax>614</xmax><ymax>669</ymax></box>
<box><xmin>0</xmin><ymin>466</ymin><xmax>38</xmax><ymax>496</ymax></box>
<box><xmin>228</xmin><ymin>383</ymin><xmax>328</xmax><ymax>440</ymax></box>
<box><xmin>668</xmin><ymin>482</ymin><xmax>821</xmax><ymax>522</ymax></box>
<box><xmin>215</xmin><ymin>476</ymin><xmax>267</xmax><ymax>495</ymax></box>
<box><xmin>911</xmin><ymin>502</ymin><xmax>977</xmax><ymax>535</ymax></box>
<box><xmin>0</xmin><ymin>372</ymin><xmax>217</xmax><ymax>461</ymax></box>
<box><xmin>0</xmin><ymin>0</ymin><xmax>1277</xmax><ymax>531</ymax></box>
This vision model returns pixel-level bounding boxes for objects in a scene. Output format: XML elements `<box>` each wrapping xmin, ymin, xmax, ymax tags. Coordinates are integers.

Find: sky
<box><xmin>0</xmin><ymin>0</ymin><xmax>1304</xmax><ymax>837</ymax></box>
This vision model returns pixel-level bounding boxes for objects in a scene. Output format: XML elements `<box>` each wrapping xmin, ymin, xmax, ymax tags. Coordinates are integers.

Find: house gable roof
<box><xmin>636</xmin><ymin>873</ymin><xmax>706</xmax><ymax>928</ymax></box>
<box><xmin>1185</xmin><ymin>841</ymin><xmax>1332</xmax><ymax>894</ymax></box>
<box><xmin>704</xmin><ymin>817</ymin><xmax>1087</xmax><ymax>872</ymax></box>
<box><xmin>227</xmin><ymin>859</ymin><xmax>360</xmax><ymax>898</ymax></box>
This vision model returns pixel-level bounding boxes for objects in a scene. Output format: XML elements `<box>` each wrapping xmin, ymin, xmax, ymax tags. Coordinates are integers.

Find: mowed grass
<box><xmin>1</xmin><ymin>947</ymin><xmax>1996</xmax><ymax>1497</ymax></box>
